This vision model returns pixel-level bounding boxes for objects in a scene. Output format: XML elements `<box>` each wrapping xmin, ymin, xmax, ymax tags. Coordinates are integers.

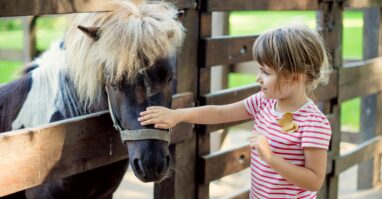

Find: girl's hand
<box><xmin>249</xmin><ymin>133</ymin><xmax>274</xmax><ymax>163</ymax></box>
<box><xmin>138</xmin><ymin>106</ymin><xmax>179</xmax><ymax>129</ymax></box>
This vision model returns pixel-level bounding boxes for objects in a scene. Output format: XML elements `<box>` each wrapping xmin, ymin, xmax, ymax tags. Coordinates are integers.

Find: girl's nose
<box><xmin>256</xmin><ymin>75</ymin><xmax>262</xmax><ymax>84</ymax></box>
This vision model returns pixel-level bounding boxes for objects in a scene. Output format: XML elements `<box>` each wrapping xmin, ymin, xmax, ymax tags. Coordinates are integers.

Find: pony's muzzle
<box><xmin>127</xmin><ymin>139</ymin><xmax>171</xmax><ymax>182</ymax></box>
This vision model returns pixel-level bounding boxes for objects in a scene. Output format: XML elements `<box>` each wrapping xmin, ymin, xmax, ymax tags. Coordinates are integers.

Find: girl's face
<box><xmin>256</xmin><ymin>64</ymin><xmax>296</xmax><ymax>99</ymax></box>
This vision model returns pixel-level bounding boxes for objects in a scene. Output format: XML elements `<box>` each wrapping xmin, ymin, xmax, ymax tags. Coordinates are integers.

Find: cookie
<box><xmin>278</xmin><ymin>112</ymin><xmax>299</xmax><ymax>133</ymax></box>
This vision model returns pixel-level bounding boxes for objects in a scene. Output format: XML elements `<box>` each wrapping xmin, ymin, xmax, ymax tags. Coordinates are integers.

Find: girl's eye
<box><xmin>261</xmin><ymin>69</ymin><xmax>269</xmax><ymax>75</ymax></box>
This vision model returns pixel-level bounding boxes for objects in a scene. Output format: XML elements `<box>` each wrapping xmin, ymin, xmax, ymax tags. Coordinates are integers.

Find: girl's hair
<box><xmin>252</xmin><ymin>24</ymin><xmax>331</xmax><ymax>94</ymax></box>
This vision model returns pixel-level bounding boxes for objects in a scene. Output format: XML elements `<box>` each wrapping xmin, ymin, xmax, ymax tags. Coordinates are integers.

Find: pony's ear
<box><xmin>77</xmin><ymin>25</ymin><xmax>100</xmax><ymax>41</ymax></box>
<box><xmin>175</xmin><ymin>9</ymin><xmax>185</xmax><ymax>21</ymax></box>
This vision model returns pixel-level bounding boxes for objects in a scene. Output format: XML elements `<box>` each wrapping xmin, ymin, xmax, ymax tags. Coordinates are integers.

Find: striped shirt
<box><xmin>243</xmin><ymin>92</ymin><xmax>332</xmax><ymax>199</ymax></box>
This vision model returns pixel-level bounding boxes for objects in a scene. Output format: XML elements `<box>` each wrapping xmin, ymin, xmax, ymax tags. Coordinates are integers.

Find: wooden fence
<box><xmin>1</xmin><ymin>0</ymin><xmax>382</xmax><ymax>199</ymax></box>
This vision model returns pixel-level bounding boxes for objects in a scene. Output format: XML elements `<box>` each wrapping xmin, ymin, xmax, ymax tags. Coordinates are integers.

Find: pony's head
<box><xmin>63</xmin><ymin>0</ymin><xmax>185</xmax><ymax>182</ymax></box>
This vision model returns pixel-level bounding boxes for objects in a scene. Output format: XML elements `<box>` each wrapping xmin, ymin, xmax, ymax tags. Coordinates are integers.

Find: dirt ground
<box><xmin>114</xmin><ymin>126</ymin><xmax>382</xmax><ymax>199</ymax></box>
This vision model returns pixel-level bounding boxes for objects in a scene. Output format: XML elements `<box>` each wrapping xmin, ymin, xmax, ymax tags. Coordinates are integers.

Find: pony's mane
<box><xmin>63</xmin><ymin>0</ymin><xmax>185</xmax><ymax>106</ymax></box>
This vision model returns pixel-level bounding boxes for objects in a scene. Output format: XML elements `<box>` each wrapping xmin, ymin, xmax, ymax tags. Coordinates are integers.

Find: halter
<box><xmin>105</xmin><ymin>69</ymin><xmax>171</xmax><ymax>143</ymax></box>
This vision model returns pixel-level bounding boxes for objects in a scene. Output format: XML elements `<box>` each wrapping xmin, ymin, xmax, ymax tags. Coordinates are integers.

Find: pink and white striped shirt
<box><xmin>243</xmin><ymin>92</ymin><xmax>332</xmax><ymax>199</ymax></box>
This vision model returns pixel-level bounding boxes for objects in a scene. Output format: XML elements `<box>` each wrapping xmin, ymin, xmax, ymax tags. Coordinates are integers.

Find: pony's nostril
<box><xmin>133</xmin><ymin>158</ymin><xmax>144</xmax><ymax>177</ymax></box>
<box><xmin>165</xmin><ymin>155</ymin><xmax>171</xmax><ymax>168</ymax></box>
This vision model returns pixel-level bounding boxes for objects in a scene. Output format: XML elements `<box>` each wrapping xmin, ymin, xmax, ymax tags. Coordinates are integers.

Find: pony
<box><xmin>0</xmin><ymin>0</ymin><xmax>185</xmax><ymax>198</ymax></box>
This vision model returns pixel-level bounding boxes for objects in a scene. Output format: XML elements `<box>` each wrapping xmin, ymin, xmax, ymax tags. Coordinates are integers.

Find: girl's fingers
<box><xmin>154</xmin><ymin>124</ymin><xmax>169</xmax><ymax>129</ymax></box>
<box><xmin>140</xmin><ymin>110</ymin><xmax>156</xmax><ymax>116</ymax></box>
<box><xmin>140</xmin><ymin>118</ymin><xmax>160</xmax><ymax>126</ymax></box>
<box><xmin>147</xmin><ymin>106</ymin><xmax>160</xmax><ymax>111</ymax></box>
<box><xmin>138</xmin><ymin>114</ymin><xmax>157</xmax><ymax>122</ymax></box>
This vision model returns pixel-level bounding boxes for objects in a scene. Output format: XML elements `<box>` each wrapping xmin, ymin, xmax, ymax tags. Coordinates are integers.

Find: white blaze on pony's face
<box><xmin>65</xmin><ymin>0</ymin><xmax>185</xmax><ymax>182</ymax></box>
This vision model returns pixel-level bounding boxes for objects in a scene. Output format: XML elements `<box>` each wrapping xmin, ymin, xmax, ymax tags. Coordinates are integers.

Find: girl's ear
<box><xmin>292</xmin><ymin>73</ymin><xmax>307</xmax><ymax>83</ymax></box>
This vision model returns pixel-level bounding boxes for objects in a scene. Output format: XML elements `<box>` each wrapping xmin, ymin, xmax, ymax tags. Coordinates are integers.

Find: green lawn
<box><xmin>0</xmin><ymin>11</ymin><xmax>362</xmax><ymax>131</ymax></box>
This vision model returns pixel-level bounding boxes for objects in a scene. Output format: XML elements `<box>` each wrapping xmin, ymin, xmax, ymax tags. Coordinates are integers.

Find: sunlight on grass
<box><xmin>228</xmin><ymin>73</ymin><xmax>257</xmax><ymax>88</ymax></box>
<box><xmin>0</xmin><ymin>60</ymin><xmax>23</xmax><ymax>83</ymax></box>
<box><xmin>341</xmin><ymin>98</ymin><xmax>360</xmax><ymax>132</ymax></box>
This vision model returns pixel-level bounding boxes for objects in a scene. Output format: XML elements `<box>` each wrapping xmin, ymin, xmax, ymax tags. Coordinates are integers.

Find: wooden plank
<box><xmin>358</xmin><ymin>7</ymin><xmax>380</xmax><ymax>189</ymax></box>
<box><xmin>0</xmin><ymin>49</ymin><xmax>24</xmax><ymax>61</ymax></box>
<box><xmin>335</xmin><ymin>136</ymin><xmax>382</xmax><ymax>176</ymax></box>
<box><xmin>206</xmin><ymin>119</ymin><xmax>250</xmax><ymax>134</ymax></box>
<box><xmin>313</xmin><ymin>72</ymin><xmax>338</xmax><ymax>102</ymax></box>
<box><xmin>197</xmin><ymin>12</ymin><xmax>212</xmax><ymax>199</ymax></box>
<box><xmin>0</xmin><ymin>0</ymin><xmax>113</xmax><ymax>17</ymax></box>
<box><xmin>0</xmin><ymin>111</ymin><xmax>127</xmax><ymax>197</ymax></box>
<box><xmin>160</xmin><ymin>6</ymin><xmax>198</xmax><ymax>199</ymax></box>
<box><xmin>201</xmin><ymin>143</ymin><xmax>335</xmax><ymax>184</ymax></box>
<box><xmin>344</xmin><ymin>0</ymin><xmax>382</xmax><ymax>9</ymax></box>
<box><xmin>202</xmin><ymin>0</ymin><xmax>318</xmax><ymax>12</ymax></box>
<box><xmin>0</xmin><ymin>0</ymin><xmax>194</xmax><ymax>17</ymax></box>
<box><xmin>23</xmin><ymin>16</ymin><xmax>37</xmax><ymax>62</ymax></box>
<box><xmin>201</xmin><ymin>83</ymin><xmax>261</xmax><ymax>105</ymax></box>
<box><xmin>202</xmin><ymin>35</ymin><xmax>257</xmax><ymax>67</ymax></box>
<box><xmin>170</xmin><ymin>93</ymin><xmax>194</xmax><ymax>143</ymax></box>
<box><xmin>200</xmin><ymin>144</ymin><xmax>250</xmax><ymax>184</ymax></box>
<box><xmin>0</xmin><ymin>94</ymin><xmax>192</xmax><ymax>197</ymax></box>
<box><xmin>202</xmin><ymin>73</ymin><xmax>336</xmax><ymax>107</ymax></box>
<box><xmin>339</xmin><ymin>57</ymin><xmax>382</xmax><ymax>102</ymax></box>
<box><xmin>176</xmin><ymin>8</ymin><xmax>199</xmax><ymax>95</ymax></box>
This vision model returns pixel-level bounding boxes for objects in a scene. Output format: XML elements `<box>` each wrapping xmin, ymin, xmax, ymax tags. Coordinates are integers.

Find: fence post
<box><xmin>317</xmin><ymin>0</ymin><xmax>343</xmax><ymax>198</ymax></box>
<box><xmin>154</xmin><ymin>2</ymin><xmax>199</xmax><ymax>199</ymax></box>
<box><xmin>196</xmin><ymin>10</ymin><xmax>212</xmax><ymax>199</ymax></box>
<box><xmin>22</xmin><ymin>16</ymin><xmax>37</xmax><ymax>62</ymax></box>
<box><xmin>358</xmin><ymin>7</ymin><xmax>381</xmax><ymax>190</ymax></box>
<box><xmin>210</xmin><ymin>12</ymin><xmax>230</xmax><ymax>152</ymax></box>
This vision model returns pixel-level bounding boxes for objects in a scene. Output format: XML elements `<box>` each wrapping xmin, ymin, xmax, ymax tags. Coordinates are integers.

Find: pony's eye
<box><xmin>110</xmin><ymin>84</ymin><xmax>119</xmax><ymax>89</ymax></box>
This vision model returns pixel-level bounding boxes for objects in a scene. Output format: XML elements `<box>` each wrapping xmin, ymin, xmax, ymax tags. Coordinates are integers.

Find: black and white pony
<box><xmin>0</xmin><ymin>0</ymin><xmax>184</xmax><ymax>198</ymax></box>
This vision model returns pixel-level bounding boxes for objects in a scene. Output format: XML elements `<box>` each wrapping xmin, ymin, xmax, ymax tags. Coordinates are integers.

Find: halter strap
<box><xmin>105</xmin><ymin>84</ymin><xmax>171</xmax><ymax>143</ymax></box>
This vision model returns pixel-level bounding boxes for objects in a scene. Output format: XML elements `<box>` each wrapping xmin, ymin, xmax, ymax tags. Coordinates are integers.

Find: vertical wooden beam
<box><xmin>196</xmin><ymin>11</ymin><xmax>212</xmax><ymax>199</ymax></box>
<box><xmin>210</xmin><ymin>11</ymin><xmax>230</xmax><ymax>152</ymax></box>
<box><xmin>23</xmin><ymin>16</ymin><xmax>37</xmax><ymax>62</ymax></box>
<box><xmin>358</xmin><ymin>7</ymin><xmax>380</xmax><ymax>190</ymax></box>
<box><xmin>154</xmin><ymin>3</ymin><xmax>199</xmax><ymax>199</ymax></box>
<box><xmin>317</xmin><ymin>0</ymin><xmax>343</xmax><ymax>198</ymax></box>
<box><xmin>373</xmin><ymin>6</ymin><xmax>382</xmax><ymax>188</ymax></box>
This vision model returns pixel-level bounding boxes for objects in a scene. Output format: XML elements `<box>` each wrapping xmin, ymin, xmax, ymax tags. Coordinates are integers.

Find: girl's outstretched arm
<box><xmin>139</xmin><ymin>101</ymin><xmax>251</xmax><ymax>129</ymax></box>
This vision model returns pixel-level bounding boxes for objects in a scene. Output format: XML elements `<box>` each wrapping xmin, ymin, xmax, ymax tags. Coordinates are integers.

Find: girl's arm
<box><xmin>268</xmin><ymin>148</ymin><xmax>327</xmax><ymax>191</ymax></box>
<box><xmin>250</xmin><ymin>135</ymin><xmax>327</xmax><ymax>191</ymax></box>
<box><xmin>139</xmin><ymin>101</ymin><xmax>251</xmax><ymax>129</ymax></box>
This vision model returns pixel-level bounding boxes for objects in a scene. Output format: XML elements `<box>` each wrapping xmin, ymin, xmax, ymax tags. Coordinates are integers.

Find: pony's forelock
<box><xmin>64</xmin><ymin>0</ymin><xmax>185</xmax><ymax>107</ymax></box>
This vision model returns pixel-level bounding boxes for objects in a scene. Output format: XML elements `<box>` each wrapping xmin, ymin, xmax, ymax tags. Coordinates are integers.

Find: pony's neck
<box><xmin>10</xmin><ymin>42</ymin><xmax>108</xmax><ymax>129</ymax></box>
<box><xmin>54</xmin><ymin>73</ymin><xmax>108</xmax><ymax>120</ymax></box>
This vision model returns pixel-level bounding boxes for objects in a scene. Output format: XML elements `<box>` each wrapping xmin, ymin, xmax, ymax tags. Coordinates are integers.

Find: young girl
<box><xmin>138</xmin><ymin>24</ymin><xmax>332</xmax><ymax>199</ymax></box>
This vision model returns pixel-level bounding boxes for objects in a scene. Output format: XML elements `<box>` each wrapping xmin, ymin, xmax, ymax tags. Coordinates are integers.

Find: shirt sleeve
<box><xmin>242</xmin><ymin>91</ymin><xmax>263</xmax><ymax>118</ymax></box>
<box><xmin>301</xmin><ymin>115</ymin><xmax>332</xmax><ymax>150</ymax></box>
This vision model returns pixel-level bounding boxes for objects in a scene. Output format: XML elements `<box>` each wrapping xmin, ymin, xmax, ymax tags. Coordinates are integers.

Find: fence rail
<box><xmin>0</xmin><ymin>93</ymin><xmax>193</xmax><ymax>197</ymax></box>
<box><xmin>0</xmin><ymin>0</ymin><xmax>195</xmax><ymax>17</ymax></box>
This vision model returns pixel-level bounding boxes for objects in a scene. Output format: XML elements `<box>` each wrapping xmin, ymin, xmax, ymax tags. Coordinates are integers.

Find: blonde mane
<box><xmin>63</xmin><ymin>0</ymin><xmax>185</xmax><ymax>106</ymax></box>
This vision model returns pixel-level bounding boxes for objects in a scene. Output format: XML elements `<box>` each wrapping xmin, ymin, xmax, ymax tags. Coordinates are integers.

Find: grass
<box><xmin>0</xmin><ymin>60</ymin><xmax>23</xmax><ymax>82</ymax></box>
<box><xmin>0</xmin><ymin>11</ymin><xmax>362</xmax><ymax>131</ymax></box>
